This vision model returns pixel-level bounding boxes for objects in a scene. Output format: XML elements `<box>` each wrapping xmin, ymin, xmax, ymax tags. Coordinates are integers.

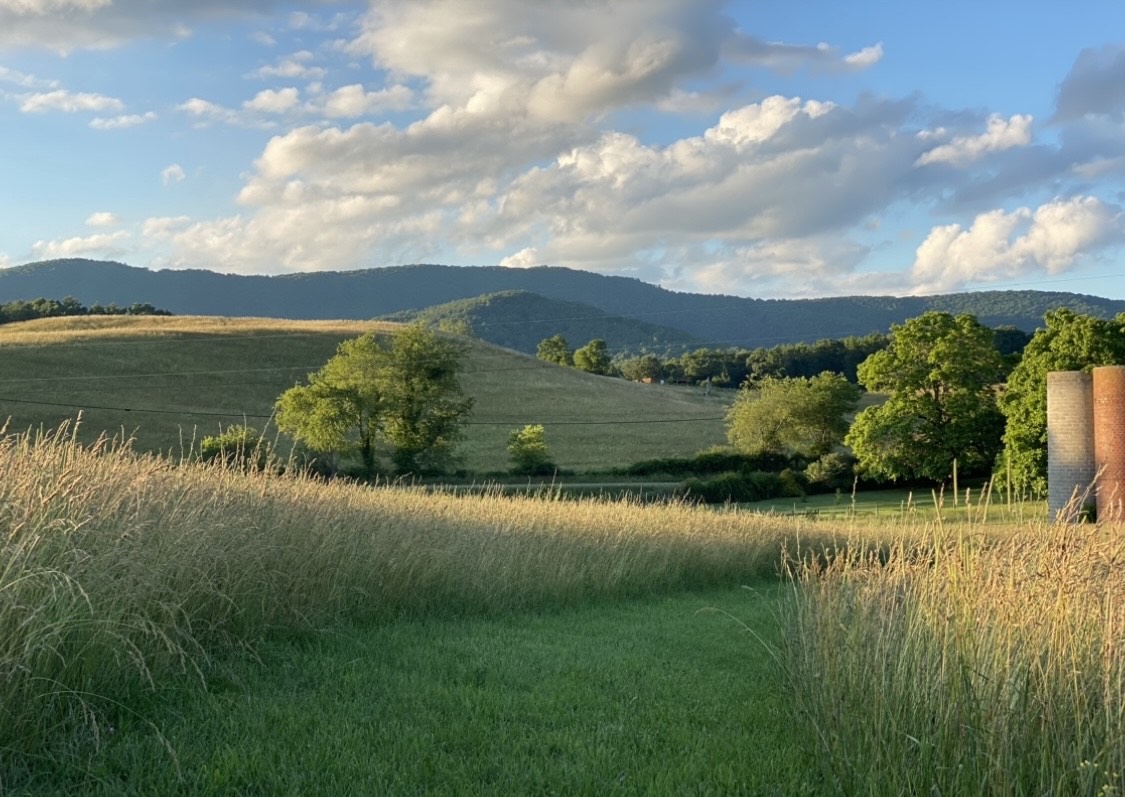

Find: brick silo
<box><xmin>1093</xmin><ymin>365</ymin><xmax>1125</xmax><ymax>523</ymax></box>
<box><xmin>1047</xmin><ymin>371</ymin><xmax>1096</xmax><ymax>521</ymax></box>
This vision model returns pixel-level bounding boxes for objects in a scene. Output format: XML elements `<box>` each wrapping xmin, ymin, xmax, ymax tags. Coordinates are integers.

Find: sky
<box><xmin>0</xmin><ymin>0</ymin><xmax>1123</xmax><ymax>300</ymax></box>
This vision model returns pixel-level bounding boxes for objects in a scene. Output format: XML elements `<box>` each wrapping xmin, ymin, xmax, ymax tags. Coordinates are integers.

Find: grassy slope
<box><xmin>0</xmin><ymin>316</ymin><xmax>729</xmax><ymax>472</ymax></box>
<box><xmin>23</xmin><ymin>587</ymin><xmax>816</xmax><ymax>796</ymax></box>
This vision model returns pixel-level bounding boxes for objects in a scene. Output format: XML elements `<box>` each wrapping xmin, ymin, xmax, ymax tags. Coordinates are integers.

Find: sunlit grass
<box><xmin>0</xmin><ymin>315</ymin><xmax>729</xmax><ymax>471</ymax></box>
<box><xmin>782</xmin><ymin>519</ymin><xmax>1125</xmax><ymax>796</ymax></box>
<box><xmin>0</xmin><ymin>423</ymin><xmax>812</xmax><ymax>784</ymax></box>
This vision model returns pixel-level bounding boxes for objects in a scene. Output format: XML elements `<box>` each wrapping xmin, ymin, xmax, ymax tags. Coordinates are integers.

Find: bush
<box><xmin>624</xmin><ymin>449</ymin><xmax>794</xmax><ymax>478</ymax></box>
<box><xmin>682</xmin><ymin>471</ymin><xmax>790</xmax><ymax>504</ymax></box>
<box><xmin>508</xmin><ymin>424</ymin><xmax>556</xmax><ymax>476</ymax></box>
<box><xmin>804</xmin><ymin>452</ymin><xmax>856</xmax><ymax>491</ymax></box>
<box><xmin>199</xmin><ymin>425</ymin><xmax>271</xmax><ymax>472</ymax></box>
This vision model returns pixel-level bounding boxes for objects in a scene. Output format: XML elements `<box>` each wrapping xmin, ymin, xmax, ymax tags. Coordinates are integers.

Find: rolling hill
<box><xmin>379</xmin><ymin>290</ymin><xmax>700</xmax><ymax>354</ymax></box>
<box><xmin>3</xmin><ymin>258</ymin><xmax>1124</xmax><ymax>348</ymax></box>
<box><xmin>0</xmin><ymin>315</ymin><xmax>729</xmax><ymax>472</ymax></box>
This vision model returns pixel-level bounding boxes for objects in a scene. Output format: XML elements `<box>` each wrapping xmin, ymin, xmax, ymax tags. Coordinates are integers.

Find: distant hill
<box><xmin>380</xmin><ymin>291</ymin><xmax>699</xmax><ymax>354</ymax></box>
<box><xmin>3</xmin><ymin>258</ymin><xmax>1124</xmax><ymax>347</ymax></box>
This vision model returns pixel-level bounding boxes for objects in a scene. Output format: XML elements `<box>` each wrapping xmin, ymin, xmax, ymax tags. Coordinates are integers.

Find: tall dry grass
<box><xmin>783</xmin><ymin>520</ymin><xmax>1125</xmax><ymax>796</ymax></box>
<box><xmin>0</xmin><ymin>423</ymin><xmax>816</xmax><ymax>774</ymax></box>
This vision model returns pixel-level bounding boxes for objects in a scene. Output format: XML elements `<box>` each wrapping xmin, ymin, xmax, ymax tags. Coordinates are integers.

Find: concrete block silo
<box><xmin>1047</xmin><ymin>370</ymin><xmax>1096</xmax><ymax>521</ymax></box>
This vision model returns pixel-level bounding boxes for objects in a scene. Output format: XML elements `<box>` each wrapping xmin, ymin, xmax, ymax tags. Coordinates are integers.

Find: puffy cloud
<box><xmin>90</xmin><ymin>111</ymin><xmax>157</xmax><ymax>129</ymax></box>
<box><xmin>247</xmin><ymin>50</ymin><xmax>327</xmax><ymax>81</ymax></box>
<box><xmin>2</xmin><ymin>0</ymin><xmax>110</xmax><ymax>12</ymax></box>
<box><xmin>319</xmin><ymin>83</ymin><xmax>414</xmax><ymax>117</ymax></box>
<box><xmin>910</xmin><ymin>196</ymin><xmax>1125</xmax><ymax>293</ymax></box>
<box><xmin>0</xmin><ymin>253</ymin><xmax>11</xmax><ymax>269</ymax></box>
<box><xmin>85</xmin><ymin>211</ymin><xmax>121</xmax><ymax>227</ymax></box>
<box><xmin>243</xmin><ymin>86</ymin><xmax>300</xmax><ymax>113</ymax></box>
<box><xmin>725</xmin><ymin>35</ymin><xmax>883</xmax><ymax>73</ymax></box>
<box><xmin>19</xmin><ymin>89</ymin><xmax>123</xmax><ymax>112</ymax></box>
<box><xmin>31</xmin><ymin>230</ymin><xmax>130</xmax><ymax>260</ymax></box>
<box><xmin>161</xmin><ymin>163</ymin><xmax>186</xmax><ymax>185</ymax></box>
<box><xmin>349</xmin><ymin>0</ymin><xmax>877</xmax><ymax>124</ymax></box>
<box><xmin>250</xmin><ymin>30</ymin><xmax>276</xmax><ymax>47</ymax></box>
<box><xmin>141</xmin><ymin>215</ymin><xmax>192</xmax><ymax>237</ymax></box>
<box><xmin>0</xmin><ymin>0</ymin><xmax>351</xmax><ymax>51</ymax></box>
<box><xmin>1055</xmin><ymin>45</ymin><xmax>1125</xmax><ymax>121</ymax></box>
<box><xmin>915</xmin><ymin>114</ymin><xmax>1033</xmax><ymax>167</ymax></box>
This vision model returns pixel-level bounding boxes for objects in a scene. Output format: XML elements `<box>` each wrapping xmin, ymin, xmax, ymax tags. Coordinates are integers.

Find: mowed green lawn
<box><xmin>0</xmin><ymin>316</ymin><xmax>730</xmax><ymax>472</ymax></box>
<box><xmin>16</xmin><ymin>586</ymin><xmax>816</xmax><ymax>797</ymax></box>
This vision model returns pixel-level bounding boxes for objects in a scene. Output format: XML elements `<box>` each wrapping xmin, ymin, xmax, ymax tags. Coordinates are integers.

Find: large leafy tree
<box><xmin>845</xmin><ymin>312</ymin><xmax>1005</xmax><ymax>482</ymax></box>
<box><xmin>573</xmin><ymin>339</ymin><xmax>612</xmax><ymax>375</ymax></box>
<box><xmin>998</xmin><ymin>309</ymin><xmax>1125</xmax><ymax>497</ymax></box>
<box><xmin>536</xmin><ymin>334</ymin><xmax>573</xmax><ymax>366</ymax></box>
<box><xmin>276</xmin><ymin>325</ymin><xmax>474</xmax><ymax>478</ymax></box>
<box><xmin>727</xmin><ymin>372</ymin><xmax>860</xmax><ymax>459</ymax></box>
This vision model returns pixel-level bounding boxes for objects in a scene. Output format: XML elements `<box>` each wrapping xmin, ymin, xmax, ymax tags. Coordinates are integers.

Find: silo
<box><xmin>1048</xmin><ymin>371</ymin><xmax>1096</xmax><ymax>521</ymax></box>
<box><xmin>1094</xmin><ymin>366</ymin><xmax>1125</xmax><ymax>522</ymax></box>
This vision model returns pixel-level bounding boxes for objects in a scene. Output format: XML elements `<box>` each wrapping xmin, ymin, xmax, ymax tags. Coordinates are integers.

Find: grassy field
<box><xmin>0</xmin><ymin>315</ymin><xmax>730</xmax><ymax>472</ymax></box>
<box><xmin>2</xmin><ymin>425</ymin><xmax>1122</xmax><ymax>795</ymax></box>
<box><xmin>4</xmin><ymin>316</ymin><xmax>1119</xmax><ymax>795</ymax></box>
<box><xmin>743</xmin><ymin>485</ymin><xmax>1049</xmax><ymax>524</ymax></box>
<box><xmin>17</xmin><ymin>587</ymin><xmax>816</xmax><ymax>796</ymax></box>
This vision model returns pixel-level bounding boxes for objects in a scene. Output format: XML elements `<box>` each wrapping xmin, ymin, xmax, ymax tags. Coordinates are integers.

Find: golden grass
<box><xmin>784</xmin><ymin>520</ymin><xmax>1125</xmax><ymax>795</ymax></box>
<box><xmin>0</xmin><ymin>423</ymin><xmax>803</xmax><ymax>774</ymax></box>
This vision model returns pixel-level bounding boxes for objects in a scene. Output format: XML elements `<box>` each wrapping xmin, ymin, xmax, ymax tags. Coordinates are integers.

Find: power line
<box><xmin>0</xmin><ymin>394</ymin><xmax>724</xmax><ymax>426</ymax></box>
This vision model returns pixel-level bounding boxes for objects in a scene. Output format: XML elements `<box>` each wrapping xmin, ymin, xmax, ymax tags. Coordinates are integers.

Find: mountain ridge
<box><xmin>3</xmin><ymin>258</ymin><xmax>1123</xmax><ymax>348</ymax></box>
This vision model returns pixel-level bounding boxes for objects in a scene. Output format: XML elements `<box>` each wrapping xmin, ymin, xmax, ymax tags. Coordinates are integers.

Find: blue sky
<box><xmin>0</xmin><ymin>0</ymin><xmax>1123</xmax><ymax>300</ymax></box>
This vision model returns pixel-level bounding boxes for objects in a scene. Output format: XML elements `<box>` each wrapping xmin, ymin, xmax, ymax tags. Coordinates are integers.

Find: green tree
<box><xmin>507</xmin><ymin>424</ymin><xmax>555</xmax><ymax>475</ymax></box>
<box><xmin>536</xmin><ymin>334</ymin><xmax>573</xmax><ymax>366</ymax></box>
<box><xmin>573</xmin><ymin>339</ymin><xmax>612</xmax><ymax>375</ymax></box>
<box><xmin>997</xmin><ymin>309</ymin><xmax>1125</xmax><ymax>496</ymax></box>
<box><xmin>276</xmin><ymin>325</ymin><xmax>474</xmax><ymax>478</ymax></box>
<box><xmin>845</xmin><ymin>312</ymin><xmax>1005</xmax><ymax>482</ymax></box>
<box><xmin>727</xmin><ymin>372</ymin><xmax>860</xmax><ymax>460</ymax></box>
<box><xmin>617</xmin><ymin>353</ymin><xmax>664</xmax><ymax>382</ymax></box>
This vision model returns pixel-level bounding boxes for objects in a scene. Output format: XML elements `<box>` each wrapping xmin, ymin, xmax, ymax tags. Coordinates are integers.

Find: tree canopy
<box><xmin>845</xmin><ymin>312</ymin><xmax>1005</xmax><ymax>482</ymax></box>
<box><xmin>536</xmin><ymin>334</ymin><xmax>573</xmax><ymax>366</ymax></box>
<box><xmin>573</xmin><ymin>339</ymin><xmax>612</xmax><ymax>375</ymax></box>
<box><xmin>276</xmin><ymin>325</ymin><xmax>473</xmax><ymax>478</ymax></box>
<box><xmin>997</xmin><ymin>309</ymin><xmax>1125</xmax><ymax>496</ymax></box>
<box><xmin>727</xmin><ymin>372</ymin><xmax>859</xmax><ymax>460</ymax></box>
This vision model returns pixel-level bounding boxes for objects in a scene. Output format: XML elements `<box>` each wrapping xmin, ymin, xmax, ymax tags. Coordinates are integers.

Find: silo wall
<box><xmin>1094</xmin><ymin>366</ymin><xmax>1125</xmax><ymax>522</ymax></box>
<box><xmin>1047</xmin><ymin>371</ymin><xmax>1096</xmax><ymax>521</ymax></box>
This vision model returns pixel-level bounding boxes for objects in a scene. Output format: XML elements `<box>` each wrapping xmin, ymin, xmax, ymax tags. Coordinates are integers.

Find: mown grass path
<box><xmin>18</xmin><ymin>586</ymin><xmax>815</xmax><ymax>796</ymax></box>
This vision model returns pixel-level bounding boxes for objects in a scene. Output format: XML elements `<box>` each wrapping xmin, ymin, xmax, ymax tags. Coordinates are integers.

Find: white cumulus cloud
<box><xmin>20</xmin><ymin>89</ymin><xmax>123</xmax><ymax>113</ymax></box>
<box><xmin>31</xmin><ymin>230</ymin><xmax>130</xmax><ymax>260</ymax></box>
<box><xmin>85</xmin><ymin>211</ymin><xmax>121</xmax><ymax>226</ymax></box>
<box><xmin>916</xmin><ymin>114</ymin><xmax>1033</xmax><ymax>167</ymax></box>
<box><xmin>244</xmin><ymin>86</ymin><xmax>300</xmax><ymax>113</ymax></box>
<box><xmin>161</xmin><ymin>163</ymin><xmax>186</xmax><ymax>185</ymax></box>
<box><xmin>910</xmin><ymin>196</ymin><xmax>1125</xmax><ymax>293</ymax></box>
<box><xmin>90</xmin><ymin>110</ymin><xmax>157</xmax><ymax>129</ymax></box>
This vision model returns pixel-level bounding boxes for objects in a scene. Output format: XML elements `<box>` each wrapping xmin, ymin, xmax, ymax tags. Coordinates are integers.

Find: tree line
<box><xmin>536</xmin><ymin>326</ymin><xmax>1031</xmax><ymax>387</ymax></box>
<box><xmin>214</xmin><ymin>310</ymin><xmax>1116</xmax><ymax>507</ymax></box>
<box><xmin>0</xmin><ymin>296</ymin><xmax>172</xmax><ymax>325</ymax></box>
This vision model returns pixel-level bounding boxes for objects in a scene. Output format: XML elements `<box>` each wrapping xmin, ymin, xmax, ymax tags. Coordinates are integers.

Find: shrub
<box><xmin>804</xmin><ymin>452</ymin><xmax>856</xmax><ymax>491</ymax></box>
<box><xmin>199</xmin><ymin>425</ymin><xmax>271</xmax><ymax>472</ymax></box>
<box><xmin>507</xmin><ymin>424</ymin><xmax>556</xmax><ymax>476</ymax></box>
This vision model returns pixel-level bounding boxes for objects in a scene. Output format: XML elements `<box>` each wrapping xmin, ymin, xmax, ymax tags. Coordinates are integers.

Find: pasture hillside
<box><xmin>0</xmin><ymin>315</ymin><xmax>729</xmax><ymax>471</ymax></box>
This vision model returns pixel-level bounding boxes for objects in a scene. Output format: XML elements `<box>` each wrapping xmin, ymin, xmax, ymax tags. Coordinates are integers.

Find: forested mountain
<box><xmin>380</xmin><ymin>291</ymin><xmax>698</xmax><ymax>354</ymax></box>
<box><xmin>3</xmin><ymin>258</ymin><xmax>1123</xmax><ymax>348</ymax></box>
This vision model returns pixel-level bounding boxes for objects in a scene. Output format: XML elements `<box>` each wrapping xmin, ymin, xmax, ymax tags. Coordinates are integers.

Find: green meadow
<box><xmin>0</xmin><ymin>315</ymin><xmax>729</xmax><ymax>473</ymax></box>
<box><xmin>1</xmin><ymin>317</ymin><xmax>1121</xmax><ymax>795</ymax></box>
